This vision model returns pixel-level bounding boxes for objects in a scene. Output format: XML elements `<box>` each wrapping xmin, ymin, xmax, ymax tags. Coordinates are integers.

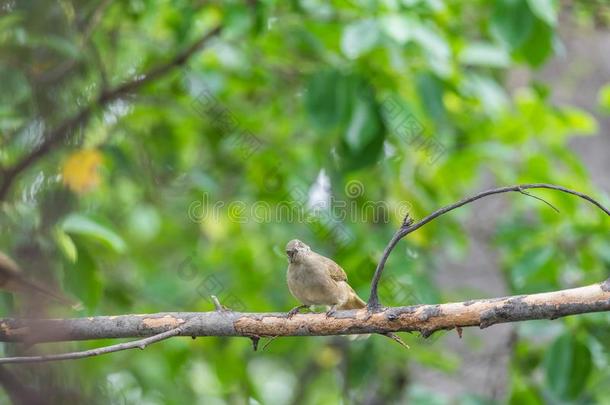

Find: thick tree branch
<box><xmin>0</xmin><ymin>25</ymin><xmax>222</xmax><ymax>201</ymax></box>
<box><xmin>0</xmin><ymin>280</ymin><xmax>608</xmax><ymax>364</ymax></box>
<box><xmin>367</xmin><ymin>184</ymin><xmax>610</xmax><ymax>310</ymax></box>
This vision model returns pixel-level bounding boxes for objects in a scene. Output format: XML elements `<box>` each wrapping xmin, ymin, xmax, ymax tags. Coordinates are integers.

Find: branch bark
<box><xmin>0</xmin><ymin>280</ymin><xmax>608</xmax><ymax>363</ymax></box>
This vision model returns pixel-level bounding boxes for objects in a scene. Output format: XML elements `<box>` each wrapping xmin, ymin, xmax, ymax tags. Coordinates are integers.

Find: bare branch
<box><xmin>0</xmin><ymin>279</ymin><xmax>608</xmax><ymax>364</ymax></box>
<box><xmin>0</xmin><ymin>320</ymin><xmax>192</xmax><ymax>364</ymax></box>
<box><xmin>0</xmin><ymin>25</ymin><xmax>222</xmax><ymax>201</ymax></box>
<box><xmin>517</xmin><ymin>188</ymin><xmax>560</xmax><ymax>213</ymax></box>
<box><xmin>211</xmin><ymin>295</ymin><xmax>225</xmax><ymax>311</ymax></box>
<box><xmin>367</xmin><ymin>184</ymin><xmax>610</xmax><ymax>309</ymax></box>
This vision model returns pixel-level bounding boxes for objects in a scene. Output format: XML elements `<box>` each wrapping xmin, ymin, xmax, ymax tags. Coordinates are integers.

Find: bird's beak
<box><xmin>286</xmin><ymin>249</ymin><xmax>295</xmax><ymax>261</ymax></box>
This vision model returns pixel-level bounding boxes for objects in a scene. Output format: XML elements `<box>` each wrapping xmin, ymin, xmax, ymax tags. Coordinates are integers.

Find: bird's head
<box><xmin>286</xmin><ymin>239</ymin><xmax>310</xmax><ymax>263</ymax></box>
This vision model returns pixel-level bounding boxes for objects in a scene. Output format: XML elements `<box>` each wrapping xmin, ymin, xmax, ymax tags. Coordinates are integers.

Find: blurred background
<box><xmin>0</xmin><ymin>0</ymin><xmax>609</xmax><ymax>403</ymax></box>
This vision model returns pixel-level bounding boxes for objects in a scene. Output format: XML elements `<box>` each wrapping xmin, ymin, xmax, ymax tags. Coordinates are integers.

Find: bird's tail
<box><xmin>338</xmin><ymin>286</ymin><xmax>367</xmax><ymax>310</ymax></box>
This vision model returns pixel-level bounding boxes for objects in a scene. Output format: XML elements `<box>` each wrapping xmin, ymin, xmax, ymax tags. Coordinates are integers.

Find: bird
<box><xmin>285</xmin><ymin>239</ymin><xmax>409</xmax><ymax>348</ymax></box>
<box><xmin>286</xmin><ymin>239</ymin><xmax>366</xmax><ymax>317</ymax></box>
<box><xmin>0</xmin><ymin>251</ymin><xmax>79</xmax><ymax>307</ymax></box>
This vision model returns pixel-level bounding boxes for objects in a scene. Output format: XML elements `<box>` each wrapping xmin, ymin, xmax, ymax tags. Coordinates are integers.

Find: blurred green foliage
<box><xmin>0</xmin><ymin>0</ymin><xmax>609</xmax><ymax>404</ymax></box>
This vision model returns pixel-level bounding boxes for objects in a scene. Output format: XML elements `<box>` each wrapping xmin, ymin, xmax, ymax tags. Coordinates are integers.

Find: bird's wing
<box><xmin>317</xmin><ymin>254</ymin><xmax>348</xmax><ymax>282</ymax></box>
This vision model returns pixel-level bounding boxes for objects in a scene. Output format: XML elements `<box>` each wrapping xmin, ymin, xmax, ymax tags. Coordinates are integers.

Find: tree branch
<box><xmin>0</xmin><ymin>320</ymin><xmax>192</xmax><ymax>364</ymax></box>
<box><xmin>367</xmin><ymin>184</ymin><xmax>610</xmax><ymax>310</ymax></box>
<box><xmin>0</xmin><ymin>25</ymin><xmax>222</xmax><ymax>201</ymax></box>
<box><xmin>0</xmin><ymin>280</ymin><xmax>608</xmax><ymax>364</ymax></box>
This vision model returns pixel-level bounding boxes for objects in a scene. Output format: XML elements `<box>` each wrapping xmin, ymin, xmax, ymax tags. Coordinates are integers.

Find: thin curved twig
<box><xmin>367</xmin><ymin>183</ymin><xmax>610</xmax><ymax>310</ymax></box>
<box><xmin>517</xmin><ymin>188</ymin><xmax>560</xmax><ymax>213</ymax></box>
<box><xmin>0</xmin><ymin>321</ymin><xmax>191</xmax><ymax>364</ymax></box>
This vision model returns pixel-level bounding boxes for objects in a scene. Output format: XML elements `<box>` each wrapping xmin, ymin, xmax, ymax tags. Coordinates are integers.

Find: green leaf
<box><xmin>0</xmin><ymin>12</ymin><xmax>23</xmax><ymax>36</ymax></box>
<box><xmin>490</xmin><ymin>0</ymin><xmax>535</xmax><ymax>49</ymax></box>
<box><xmin>305</xmin><ymin>70</ymin><xmax>352</xmax><ymax>129</ymax></box>
<box><xmin>544</xmin><ymin>334</ymin><xmax>593</xmax><ymax>399</ymax></box>
<box><xmin>412</xmin><ymin>22</ymin><xmax>450</xmax><ymax>61</ymax></box>
<box><xmin>599</xmin><ymin>84</ymin><xmax>610</xmax><ymax>113</ymax></box>
<box><xmin>305</xmin><ymin>71</ymin><xmax>386</xmax><ymax>170</ymax></box>
<box><xmin>464</xmin><ymin>74</ymin><xmax>509</xmax><ymax>115</ymax></box>
<box><xmin>416</xmin><ymin>72</ymin><xmax>446</xmax><ymax>124</ymax></box>
<box><xmin>517</xmin><ymin>18</ymin><xmax>554</xmax><ymax>67</ymax></box>
<box><xmin>344</xmin><ymin>96</ymin><xmax>382</xmax><ymax>153</ymax></box>
<box><xmin>54</xmin><ymin>228</ymin><xmax>78</xmax><ymax>263</ymax></box>
<box><xmin>412</xmin><ymin>22</ymin><xmax>451</xmax><ymax>76</ymax></box>
<box><xmin>381</xmin><ymin>15</ymin><xmax>414</xmax><ymax>44</ymax></box>
<box><xmin>527</xmin><ymin>0</ymin><xmax>557</xmax><ymax>26</ymax></box>
<box><xmin>341</xmin><ymin>19</ymin><xmax>379</xmax><ymax>59</ymax></box>
<box><xmin>63</xmin><ymin>242</ymin><xmax>102</xmax><ymax>310</ymax></box>
<box><xmin>62</xmin><ymin>214</ymin><xmax>127</xmax><ymax>253</ymax></box>
<box><xmin>508</xmin><ymin>384</ymin><xmax>543</xmax><ymax>405</ymax></box>
<box><xmin>339</xmin><ymin>78</ymin><xmax>386</xmax><ymax>170</ymax></box>
<box><xmin>559</xmin><ymin>108</ymin><xmax>597</xmax><ymax>135</ymax></box>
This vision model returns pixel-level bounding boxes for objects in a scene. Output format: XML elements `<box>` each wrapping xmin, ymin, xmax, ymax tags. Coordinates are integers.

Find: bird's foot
<box><xmin>287</xmin><ymin>305</ymin><xmax>309</xmax><ymax>319</ymax></box>
<box><xmin>325</xmin><ymin>305</ymin><xmax>337</xmax><ymax>318</ymax></box>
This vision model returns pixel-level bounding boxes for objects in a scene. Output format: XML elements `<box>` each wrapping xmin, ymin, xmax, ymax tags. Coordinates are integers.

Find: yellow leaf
<box><xmin>61</xmin><ymin>149</ymin><xmax>103</xmax><ymax>194</ymax></box>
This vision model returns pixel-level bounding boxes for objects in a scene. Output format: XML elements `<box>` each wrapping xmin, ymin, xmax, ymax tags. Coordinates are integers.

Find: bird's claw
<box><xmin>287</xmin><ymin>309</ymin><xmax>300</xmax><ymax>319</ymax></box>
<box><xmin>287</xmin><ymin>305</ymin><xmax>308</xmax><ymax>319</ymax></box>
<box><xmin>325</xmin><ymin>307</ymin><xmax>337</xmax><ymax>318</ymax></box>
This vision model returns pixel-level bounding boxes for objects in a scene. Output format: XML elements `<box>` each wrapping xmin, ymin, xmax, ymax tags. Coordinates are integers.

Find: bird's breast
<box><xmin>287</xmin><ymin>259</ymin><xmax>346</xmax><ymax>306</ymax></box>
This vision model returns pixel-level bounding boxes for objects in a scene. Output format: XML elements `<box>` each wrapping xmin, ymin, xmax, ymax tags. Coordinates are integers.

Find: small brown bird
<box><xmin>286</xmin><ymin>239</ymin><xmax>366</xmax><ymax>317</ymax></box>
<box><xmin>285</xmin><ymin>240</ymin><xmax>409</xmax><ymax>348</ymax></box>
<box><xmin>0</xmin><ymin>251</ymin><xmax>77</xmax><ymax>307</ymax></box>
